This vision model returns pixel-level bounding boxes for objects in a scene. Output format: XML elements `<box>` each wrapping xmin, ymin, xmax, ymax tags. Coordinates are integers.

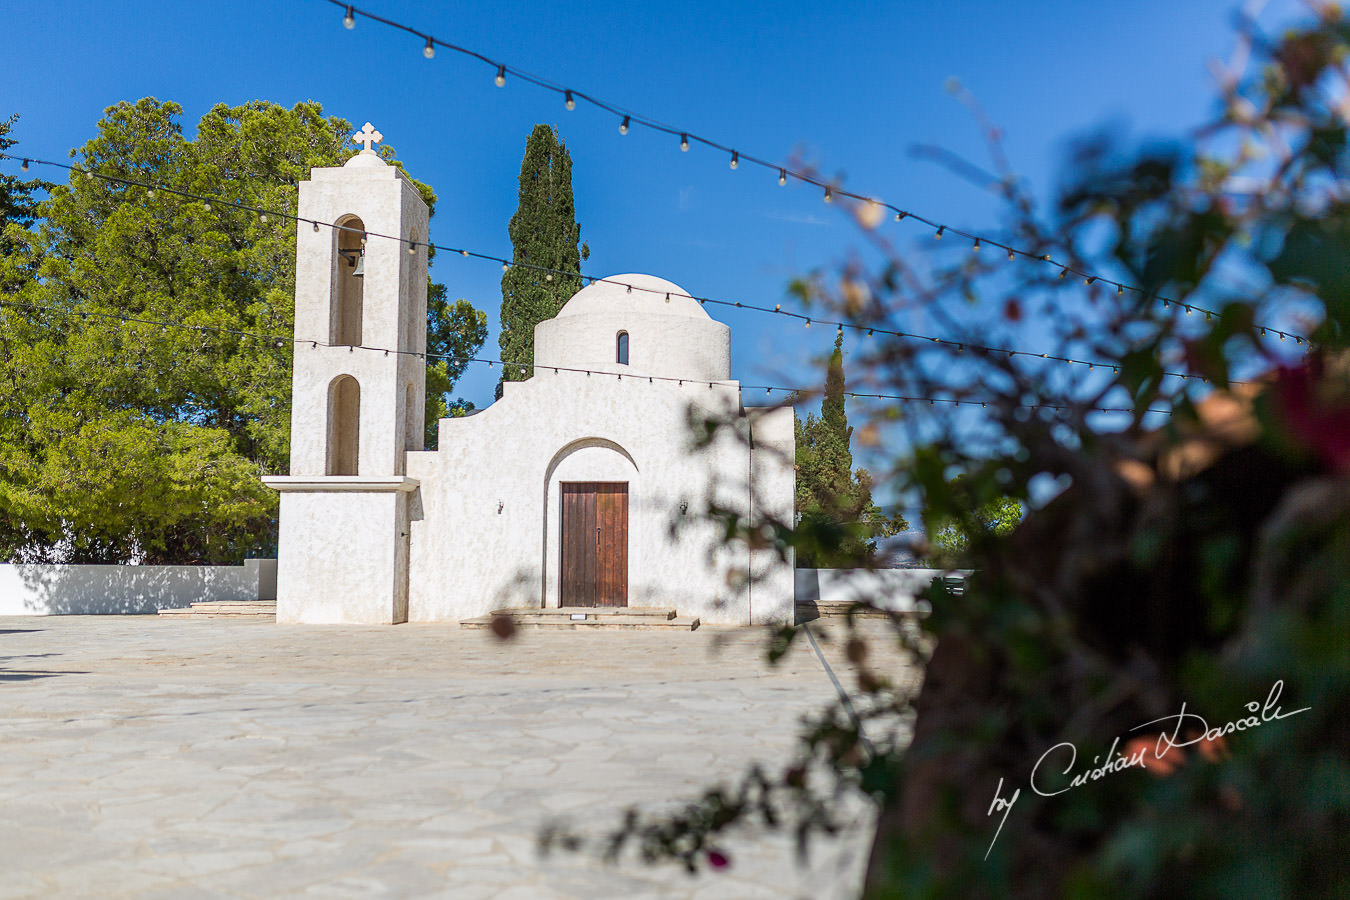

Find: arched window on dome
<box><xmin>331</xmin><ymin>215</ymin><xmax>365</xmax><ymax>346</ymax></box>
<box><xmin>616</xmin><ymin>331</ymin><xmax>629</xmax><ymax>366</ymax></box>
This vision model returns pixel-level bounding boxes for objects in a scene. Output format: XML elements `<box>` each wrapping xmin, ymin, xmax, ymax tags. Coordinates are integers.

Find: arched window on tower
<box><xmin>327</xmin><ymin>375</ymin><xmax>360</xmax><ymax>476</ymax></box>
<box><xmin>616</xmin><ymin>331</ymin><xmax>629</xmax><ymax>365</ymax></box>
<box><xmin>331</xmin><ymin>216</ymin><xmax>366</xmax><ymax>346</ymax></box>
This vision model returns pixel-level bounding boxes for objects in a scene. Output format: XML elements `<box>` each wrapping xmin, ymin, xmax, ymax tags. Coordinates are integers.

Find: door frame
<box><xmin>558</xmin><ymin>481</ymin><xmax>629</xmax><ymax>608</ymax></box>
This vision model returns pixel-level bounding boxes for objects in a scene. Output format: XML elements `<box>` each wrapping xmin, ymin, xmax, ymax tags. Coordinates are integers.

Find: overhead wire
<box><xmin>0</xmin><ymin>153</ymin><xmax>1255</xmax><ymax>384</ymax></box>
<box><xmin>317</xmin><ymin>0</ymin><xmax>1312</xmax><ymax>346</ymax></box>
<box><xmin>0</xmin><ymin>293</ymin><xmax>1172</xmax><ymax>416</ymax></box>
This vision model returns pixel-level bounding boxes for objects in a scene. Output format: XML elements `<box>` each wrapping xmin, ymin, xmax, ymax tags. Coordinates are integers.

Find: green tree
<box><xmin>0</xmin><ymin>114</ymin><xmax>47</xmax><ymax>289</ymax></box>
<box><xmin>425</xmin><ymin>282</ymin><xmax>487</xmax><ymax>447</ymax></box>
<box><xmin>924</xmin><ymin>476</ymin><xmax>1022</xmax><ymax>566</ymax></box>
<box><xmin>0</xmin><ymin>98</ymin><xmax>484</xmax><ymax>563</ymax></box>
<box><xmin>497</xmin><ymin>124</ymin><xmax>588</xmax><ymax>394</ymax></box>
<box><xmin>794</xmin><ymin>331</ymin><xmax>905</xmax><ymax>567</ymax></box>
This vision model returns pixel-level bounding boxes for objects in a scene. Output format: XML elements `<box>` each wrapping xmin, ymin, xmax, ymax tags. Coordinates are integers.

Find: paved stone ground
<box><xmin>0</xmin><ymin>617</ymin><xmax>916</xmax><ymax>899</ymax></box>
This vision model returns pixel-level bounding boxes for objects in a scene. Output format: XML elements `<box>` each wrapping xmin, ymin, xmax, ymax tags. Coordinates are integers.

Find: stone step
<box><xmin>461</xmin><ymin>608</ymin><xmax>698</xmax><ymax>631</ymax></box>
<box><xmin>490</xmin><ymin>606</ymin><xmax>676</xmax><ymax>620</ymax></box>
<box><xmin>158</xmin><ymin>600</ymin><xmax>277</xmax><ymax>618</ymax></box>
<box><xmin>795</xmin><ymin>600</ymin><xmax>893</xmax><ymax>622</ymax></box>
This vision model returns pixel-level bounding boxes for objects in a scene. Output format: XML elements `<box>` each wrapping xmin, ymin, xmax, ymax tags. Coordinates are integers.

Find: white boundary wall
<box><xmin>795</xmin><ymin>568</ymin><xmax>968</xmax><ymax>613</ymax></box>
<box><xmin>0</xmin><ymin>559</ymin><xmax>277</xmax><ymax>616</ymax></box>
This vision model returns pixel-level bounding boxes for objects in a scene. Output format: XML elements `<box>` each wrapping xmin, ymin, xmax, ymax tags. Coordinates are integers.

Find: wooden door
<box><xmin>560</xmin><ymin>482</ymin><xmax>628</xmax><ymax>607</ymax></box>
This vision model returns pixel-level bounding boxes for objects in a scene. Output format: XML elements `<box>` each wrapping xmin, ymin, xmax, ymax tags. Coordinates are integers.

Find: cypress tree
<box><xmin>498</xmin><ymin>124</ymin><xmax>587</xmax><ymax>394</ymax></box>
<box><xmin>794</xmin><ymin>332</ymin><xmax>904</xmax><ymax>566</ymax></box>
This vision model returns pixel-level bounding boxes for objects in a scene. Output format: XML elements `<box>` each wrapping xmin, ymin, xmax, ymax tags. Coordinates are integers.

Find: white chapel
<box><xmin>263</xmin><ymin>128</ymin><xmax>796</xmax><ymax>626</ymax></box>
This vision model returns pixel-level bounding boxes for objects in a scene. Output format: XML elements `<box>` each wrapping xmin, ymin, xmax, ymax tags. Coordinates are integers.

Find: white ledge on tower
<box><xmin>262</xmin><ymin>475</ymin><xmax>419</xmax><ymax>493</ymax></box>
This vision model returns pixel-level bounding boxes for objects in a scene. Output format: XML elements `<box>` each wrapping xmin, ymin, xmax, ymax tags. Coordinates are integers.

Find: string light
<box><xmin>778</xmin><ymin>168</ymin><xmax>787</xmax><ymax>186</ymax></box>
<box><xmin>0</xmin><ymin>153</ymin><xmax>1301</xmax><ymax>368</ymax></box>
<box><xmin>0</xmin><ymin>293</ymin><xmax>1175</xmax><ymax>414</ymax></box>
<box><xmin>1007</xmin><ymin>248</ymin><xmax>1015</xmax><ymax>261</ymax></box>
<box><xmin>823</xmin><ymin>186</ymin><xmax>833</xmax><ymax>203</ymax></box>
<box><xmin>935</xmin><ymin>225</ymin><xmax>945</xmax><ymax>239</ymax></box>
<box><xmin>972</xmin><ymin>238</ymin><xmax>980</xmax><ymax>252</ymax></box>
<box><xmin>619</xmin><ymin>115</ymin><xmax>630</xmax><ymax>135</ymax></box>
<box><xmin>342</xmin><ymin>4</ymin><xmax>354</xmax><ymax>28</ymax></box>
<box><xmin>423</xmin><ymin>37</ymin><xmax>435</xmax><ymax>59</ymax></box>
<box><xmin>20</xmin><ymin>159</ymin><xmax>28</xmax><ymax>172</ymax></box>
<box><xmin>316</xmin><ymin>2</ymin><xmax>1252</xmax><ymax>331</ymax></box>
<box><xmin>729</xmin><ymin>151</ymin><xmax>739</xmax><ymax>170</ymax></box>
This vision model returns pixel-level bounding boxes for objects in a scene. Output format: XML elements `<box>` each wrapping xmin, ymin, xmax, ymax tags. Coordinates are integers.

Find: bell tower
<box><xmin>263</xmin><ymin>123</ymin><xmax>427</xmax><ymax>624</ymax></box>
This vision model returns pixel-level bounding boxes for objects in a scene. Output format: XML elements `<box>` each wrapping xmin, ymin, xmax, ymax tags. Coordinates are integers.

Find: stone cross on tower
<box><xmin>352</xmin><ymin>122</ymin><xmax>383</xmax><ymax>152</ymax></box>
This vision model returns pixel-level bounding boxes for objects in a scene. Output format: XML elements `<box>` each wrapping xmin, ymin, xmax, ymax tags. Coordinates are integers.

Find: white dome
<box><xmin>558</xmin><ymin>274</ymin><xmax>710</xmax><ymax>320</ymax></box>
<box><xmin>534</xmin><ymin>273</ymin><xmax>730</xmax><ymax>382</ymax></box>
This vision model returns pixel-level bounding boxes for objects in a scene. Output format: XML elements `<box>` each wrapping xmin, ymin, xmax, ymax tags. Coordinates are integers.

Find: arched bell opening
<box><xmin>331</xmin><ymin>215</ymin><xmax>366</xmax><ymax>346</ymax></box>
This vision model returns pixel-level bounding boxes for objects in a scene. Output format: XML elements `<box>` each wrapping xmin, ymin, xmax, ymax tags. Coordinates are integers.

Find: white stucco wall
<box><xmin>794</xmin><ymin>568</ymin><xmax>967</xmax><ymax>613</ymax></box>
<box><xmin>406</xmin><ymin>375</ymin><xmax>795</xmax><ymax>625</ymax></box>
<box><xmin>0</xmin><ymin>559</ymin><xmax>276</xmax><ymax>616</ymax></box>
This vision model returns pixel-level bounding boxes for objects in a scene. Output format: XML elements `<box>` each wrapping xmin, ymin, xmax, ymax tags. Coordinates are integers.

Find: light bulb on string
<box><xmin>1008</xmin><ymin>248</ymin><xmax>1016</xmax><ymax>261</ymax></box>
<box><xmin>935</xmin><ymin>226</ymin><xmax>945</xmax><ymax>239</ymax></box>
<box><xmin>312</xmin><ymin>221</ymin><xmax>319</xmax><ymax>232</ymax></box>
<box><xmin>823</xmin><ymin>186</ymin><xmax>832</xmax><ymax>203</ymax></box>
<box><xmin>680</xmin><ymin>134</ymin><xmax>689</xmax><ymax>152</ymax></box>
<box><xmin>20</xmin><ymin>159</ymin><xmax>29</xmax><ymax>172</ymax></box>
<box><xmin>564</xmin><ymin>91</ymin><xmax>576</xmax><ymax>111</ymax></box>
<box><xmin>729</xmin><ymin>151</ymin><xmax>739</xmax><ymax>170</ymax></box>
<box><xmin>408</xmin><ymin>243</ymin><xmax>417</xmax><ymax>255</ymax></box>
<box><xmin>618</xmin><ymin>116</ymin><xmax>630</xmax><ymax>135</ymax></box>
<box><xmin>895</xmin><ymin>211</ymin><xmax>907</xmax><ymax>221</ymax></box>
<box><xmin>494</xmin><ymin>65</ymin><xmax>506</xmax><ymax>87</ymax></box>
<box><xmin>778</xmin><ymin>169</ymin><xmax>786</xmax><ymax>186</ymax></box>
<box><xmin>972</xmin><ymin>238</ymin><xmax>981</xmax><ymax>251</ymax></box>
<box><xmin>343</xmin><ymin>5</ymin><xmax>355</xmax><ymax>28</ymax></box>
<box><xmin>423</xmin><ymin>38</ymin><xmax>435</xmax><ymax>59</ymax></box>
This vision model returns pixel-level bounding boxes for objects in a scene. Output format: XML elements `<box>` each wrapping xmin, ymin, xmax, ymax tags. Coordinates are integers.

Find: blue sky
<box><xmin>4</xmin><ymin>0</ymin><xmax>1307</xmax><ymax>442</ymax></box>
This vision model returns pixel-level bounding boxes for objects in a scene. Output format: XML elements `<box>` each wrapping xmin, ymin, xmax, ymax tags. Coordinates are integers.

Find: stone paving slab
<box><xmin>0</xmin><ymin>617</ymin><xmax>914</xmax><ymax>898</ymax></box>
